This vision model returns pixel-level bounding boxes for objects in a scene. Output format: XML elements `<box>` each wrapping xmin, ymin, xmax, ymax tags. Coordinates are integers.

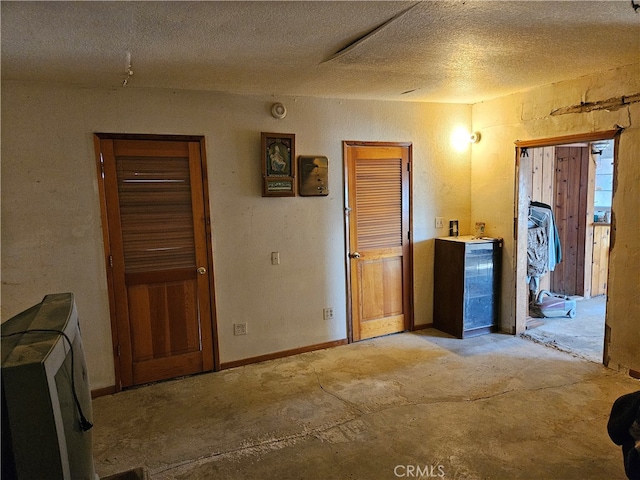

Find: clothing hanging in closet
<box><xmin>527</xmin><ymin>201</ymin><xmax>562</xmax><ymax>293</ymax></box>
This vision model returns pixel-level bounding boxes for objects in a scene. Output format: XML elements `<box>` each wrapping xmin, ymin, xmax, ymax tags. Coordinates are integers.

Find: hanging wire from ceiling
<box><xmin>122</xmin><ymin>51</ymin><xmax>134</xmax><ymax>87</ymax></box>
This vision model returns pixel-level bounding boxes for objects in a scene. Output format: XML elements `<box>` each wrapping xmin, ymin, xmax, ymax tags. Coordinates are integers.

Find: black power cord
<box><xmin>1</xmin><ymin>329</ymin><xmax>94</xmax><ymax>432</ymax></box>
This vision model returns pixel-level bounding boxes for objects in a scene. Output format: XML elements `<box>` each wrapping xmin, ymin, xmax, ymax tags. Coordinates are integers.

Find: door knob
<box><xmin>349</xmin><ymin>252</ymin><xmax>361</xmax><ymax>259</ymax></box>
<box><xmin>197</xmin><ymin>266</ymin><xmax>207</xmax><ymax>275</ymax></box>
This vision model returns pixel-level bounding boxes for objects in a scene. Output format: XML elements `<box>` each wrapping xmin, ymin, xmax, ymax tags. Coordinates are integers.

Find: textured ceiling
<box><xmin>2</xmin><ymin>1</ymin><xmax>639</xmax><ymax>103</ymax></box>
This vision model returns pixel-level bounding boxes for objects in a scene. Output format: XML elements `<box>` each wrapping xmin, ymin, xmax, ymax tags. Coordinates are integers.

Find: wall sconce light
<box><xmin>271</xmin><ymin>102</ymin><xmax>287</xmax><ymax>119</ymax></box>
<box><xmin>451</xmin><ymin>127</ymin><xmax>480</xmax><ymax>151</ymax></box>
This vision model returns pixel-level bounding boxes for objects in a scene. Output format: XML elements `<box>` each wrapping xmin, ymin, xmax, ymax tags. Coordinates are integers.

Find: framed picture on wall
<box><xmin>298</xmin><ymin>156</ymin><xmax>329</xmax><ymax>196</ymax></box>
<box><xmin>261</xmin><ymin>132</ymin><xmax>295</xmax><ymax>197</ymax></box>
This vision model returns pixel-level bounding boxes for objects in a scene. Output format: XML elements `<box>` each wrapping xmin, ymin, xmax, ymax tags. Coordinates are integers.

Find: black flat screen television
<box><xmin>1</xmin><ymin>293</ymin><xmax>98</xmax><ymax>480</ymax></box>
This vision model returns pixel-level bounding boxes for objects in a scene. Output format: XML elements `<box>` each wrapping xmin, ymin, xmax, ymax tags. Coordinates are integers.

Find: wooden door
<box><xmin>344</xmin><ymin>142</ymin><xmax>412</xmax><ymax>341</ymax></box>
<box><xmin>95</xmin><ymin>135</ymin><xmax>217</xmax><ymax>388</ymax></box>
<box><xmin>551</xmin><ymin>146</ymin><xmax>589</xmax><ymax>296</ymax></box>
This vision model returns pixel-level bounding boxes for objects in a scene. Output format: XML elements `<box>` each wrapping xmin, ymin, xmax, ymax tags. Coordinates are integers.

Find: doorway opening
<box><xmin>514</xmin><ymin>131</ymin><xmax>619</xmax><ymax>363</ymax></box>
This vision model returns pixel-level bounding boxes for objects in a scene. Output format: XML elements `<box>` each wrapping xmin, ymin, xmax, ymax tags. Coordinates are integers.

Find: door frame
<box><xmin>343</xmin><ymin>141</ymin><xmax>414</xmax><ymax>343</ymax></box>
<box><xmin>512</xmin><ymin>129</ymin><xmax>620</xmax><ymax>337</ymax></box>
<box><xmin>94</xmin><ymin>133</ymin><xmax>219</xmax><ymax>391</ymax></box>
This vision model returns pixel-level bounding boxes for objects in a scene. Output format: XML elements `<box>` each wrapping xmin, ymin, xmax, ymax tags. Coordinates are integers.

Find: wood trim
<box><xmin>412</xmin><ymin>323</ymin><xmax>433</xmax><ymax>331</ymax></box>
<box><xmin>198</xmin><ymin>138</ymin><xmax>220</xmax><ymax>371</ymax></box>
<box><xmin>91</xmin><ymin>385</ymin><xmax>117</xmax><ymax>399</ymax></box>
<box><xmin>220</xmin><ymin>339</ymin><xmax>348</xmax><ymax>370</ymax></box>
<box><xmin>406</xmin><ymin>143</ymin><xmax>414</xmax><ymax>332</ymax></box>
<box><xmin>514</xmin><ymin>129</ymin><xmax>620</xmax><ymax>149</ymax></box>
<box><xmin>94</xmin><ymin>135</ymin><xmax>123</xmax><ymax>392</ymax></box>
<box><xmin>187</xmin><ymin>141</ymin><xmax>215</xmax><ymax>373</ymax></box>
<box><xmin>343</xmin><ymin>140</ymin><xmax>413</xmax><ymax>148</ymax></box>
<box><xmin>95</xmin><ymin>133</ymin><xmax>205</xmax><ymax>143</ymax></box>
<box><xmin>100</xmin><ymin>137</ymin><xmax>134</xmax><ymax>387</ymax></box>
<box><xmin>343</xmin><ymin>142</ymin><xmax>354</xmax><ymax>343</ymax></box>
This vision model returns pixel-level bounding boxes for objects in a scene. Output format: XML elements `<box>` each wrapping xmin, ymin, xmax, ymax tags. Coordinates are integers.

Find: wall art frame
<box><xmin>298</xmin><ymin>156</ymin><xmax>329</xmax><ymax>196</ymax></box>
<box><xmin>261</xmin><ymin>132</ymin><xmax>295</xmax><ymax>197</ymax></box>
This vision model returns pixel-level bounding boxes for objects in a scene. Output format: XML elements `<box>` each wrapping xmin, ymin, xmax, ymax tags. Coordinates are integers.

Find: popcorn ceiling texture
<box><xmin>1</xmin><ymin>1</ymin><xmax>639</xmax><ymax>103</ymax></box>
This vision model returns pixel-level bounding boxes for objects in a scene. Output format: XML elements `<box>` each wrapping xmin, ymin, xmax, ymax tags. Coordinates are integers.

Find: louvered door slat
<box><xmin>356</xmin><ymin>158</ymin><xmax>403</xmax><ymax>250</ymax></box>
<box><xmin>117</xmin><ymin>156</ymin><xmax>196</xmax><ymax>274</ymax></box>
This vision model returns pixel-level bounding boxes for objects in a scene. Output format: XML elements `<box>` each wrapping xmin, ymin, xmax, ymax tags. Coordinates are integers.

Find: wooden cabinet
<box><xmin>433</xmin><ymin>236</ymin><xmax>502</xmax><ymax>338</ymax></box>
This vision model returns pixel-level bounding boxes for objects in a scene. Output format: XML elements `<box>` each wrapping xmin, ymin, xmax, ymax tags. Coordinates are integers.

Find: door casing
<box><xmin>513</xmin><ymin>130</ymin><xmax>619</xmax><ymax>336</ymax></box>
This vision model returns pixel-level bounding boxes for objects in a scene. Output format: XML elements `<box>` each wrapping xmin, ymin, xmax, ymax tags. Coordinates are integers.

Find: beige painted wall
<box><xmin>471</xmin><ymin>63</ymin><xmax>640</xmax><ymax>373</ymax></box>
<box><xmin>5</xmin><ymin>64</ymin><xmax>636</xmax><ymax>391</ymax></box>
<box><xmin>1</xmin><ymin>82</ymin><xmax>472</xmax><ymax>389</ymax></box>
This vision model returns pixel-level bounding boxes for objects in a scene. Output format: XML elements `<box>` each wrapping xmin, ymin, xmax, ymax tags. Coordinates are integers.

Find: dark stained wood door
<box><xmin>551</xmin><ymin>146</ymin><xmax>589</xmax><ymax>296</ymax></box>
<box><xmin>96</xmin><ymin>135</ymin><xmax>216</xmax><ymax>388</ymax></box>
<box><xmin>345</xmin><ymin>142</ymin><xmax>413</xmax><ymax>341</ymax></box>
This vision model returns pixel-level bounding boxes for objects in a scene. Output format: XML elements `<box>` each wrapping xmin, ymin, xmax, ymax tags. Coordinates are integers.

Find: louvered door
<box><xmin>345</xmin><ymin>142</ymin><xmax>412</xmax><ymax>341</ymax></box>
<box><xmin>96</xmin><ymin>135</ymin><xmax>216</xmax><ymax>388</ymax></box>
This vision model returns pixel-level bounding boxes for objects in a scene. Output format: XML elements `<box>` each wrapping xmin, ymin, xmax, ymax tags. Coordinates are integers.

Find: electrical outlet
<box><xmin>435</xmin><ymin>217</ymin><xmax>444</xmax><ymax>228</ymax></box>
<box><xmin>323</xmin><ymin>308</ymin><xmax>334</xmax><ymax>320</ymax></box>
<box><xmin>233</xmin><ymin>323</ymin><xmax>247</xmax><ymax>335</ymax></box>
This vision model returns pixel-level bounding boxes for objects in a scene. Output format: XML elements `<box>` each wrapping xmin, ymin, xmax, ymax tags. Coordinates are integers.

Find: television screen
<box><xmin>1</xmin><ymin>293</ymin><xmax>98</xmax><ymax>480</ymax></box>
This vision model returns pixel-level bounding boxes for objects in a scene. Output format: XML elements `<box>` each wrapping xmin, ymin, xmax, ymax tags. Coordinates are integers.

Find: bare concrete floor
<box><xmin>92</xmin><ymin>330</ymin><xmax>639</xmax><ymax>479</ymax></box>
<box><xmin>523</xmin><ymin>295</ymin><xmax>606</xmax><ymax>363</ymax></box>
